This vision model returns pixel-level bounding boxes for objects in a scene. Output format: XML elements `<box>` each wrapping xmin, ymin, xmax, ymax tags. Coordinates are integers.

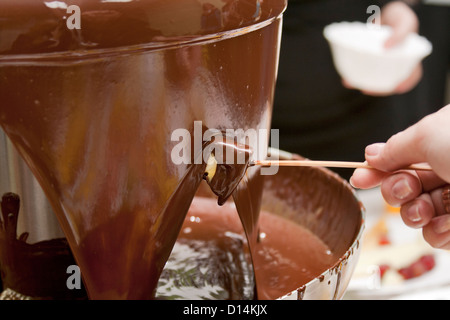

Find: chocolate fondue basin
<box><xmin>260</xmin><ymin>155</ymin><xmax>364</xmax><ymax>300</ymax></box>
<box><xmin>156</xmin><ymin>154</ymin><xmax>364</xmax><ymax>300</ymax></box>
<box><xmin>0</xmin><ymin>0</ymin><xmax>363</xmax><ymax>300</ymax></box>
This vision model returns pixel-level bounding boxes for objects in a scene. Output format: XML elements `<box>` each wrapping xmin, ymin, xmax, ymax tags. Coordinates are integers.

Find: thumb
<box><xmin>381</xmin><ymin>2</ymin><xmax>419</xmax><ymax>48</ymax></box>
<box><xmin>366</xmin><ymin>105</ymin><xmax>450</xmax><ymax>183</ymax></box>
<box><xmin>384</xmin><ymin>21</ymin><xmax>412</xmax><ymax>49</ymax></box>
<box><xmin>365</xmin><ymin>128</ymin><xmax>427</xmax><ymax>173</ymax></box>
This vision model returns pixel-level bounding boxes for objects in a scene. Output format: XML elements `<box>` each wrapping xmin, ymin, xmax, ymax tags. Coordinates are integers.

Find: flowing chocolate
<box><xmin>156</xmin><ymin>196</ymin><xmax>337</xmax><ymax>300</ymax></box>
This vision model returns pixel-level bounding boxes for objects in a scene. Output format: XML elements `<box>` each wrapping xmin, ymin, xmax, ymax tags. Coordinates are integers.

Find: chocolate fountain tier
<box><xmin>0</xmin><ymin>0</ymin><xmax>287</xmax><ymax>56</ymax></box>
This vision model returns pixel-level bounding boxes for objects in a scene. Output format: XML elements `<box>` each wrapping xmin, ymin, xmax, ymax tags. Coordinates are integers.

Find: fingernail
<box><xmin>349</xmin><ymin>176</ymin><xmax>357</xmax><ymax>189</ymax></box>
<box><xmin>365</xmin><ymin>143</ymin><xmax>383</xmax><ymax>157</ymax></box>
<box><xmin>432</xmin><ymin>216</ymin><xmax>450</xmax><ymax>234</ymax></box>
<box><xmin>392</xmin><ymin>179</ymin><xmax>413</xmax><ymax>200</ymax></box>
<box><xmin>406</xmin><ymin>204</ymin><xmax>422</xmax><ymax>223</ymax></box>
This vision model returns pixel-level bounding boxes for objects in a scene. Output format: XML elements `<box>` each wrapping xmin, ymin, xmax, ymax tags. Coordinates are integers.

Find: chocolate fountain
<box><xmin>0</xmin><ymin>0</ymin><xmax>287</xmax><ymax>299</ymax></box>
<box><xmin>0</xmin><ymin>0</ymin><xmax>364</xmax><ymax>300</ymax></box>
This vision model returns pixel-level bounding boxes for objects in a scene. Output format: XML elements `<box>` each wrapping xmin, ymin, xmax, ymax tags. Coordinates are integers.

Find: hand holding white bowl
<box><xmin>324</xmin><ymin>2</ymin><xmax>432</xmax><ymax>95</ymax></box>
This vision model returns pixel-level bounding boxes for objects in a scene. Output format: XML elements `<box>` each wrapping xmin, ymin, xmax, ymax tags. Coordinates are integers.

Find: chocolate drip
<box><xmin>0</xmin><ymin>193</ymin><xmax>87</xmax><ymax>299</ymax></box>
<box><xmin>1</xmin><ymin>193</ymin><xmax>20</xmax><ymax>241</ymax></box>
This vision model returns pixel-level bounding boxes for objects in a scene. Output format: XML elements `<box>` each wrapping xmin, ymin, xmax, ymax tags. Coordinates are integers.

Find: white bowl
<box><xmin>323</xmin><ymin>21</ymin><xmax>432</xmax><ymax>93</ymax></box>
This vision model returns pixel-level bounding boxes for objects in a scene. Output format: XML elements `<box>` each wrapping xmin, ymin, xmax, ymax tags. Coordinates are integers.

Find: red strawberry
<box><xmin>398</xmin><ymin>254</ymin><xmax>436</xmax><ymax>280</ymax></box>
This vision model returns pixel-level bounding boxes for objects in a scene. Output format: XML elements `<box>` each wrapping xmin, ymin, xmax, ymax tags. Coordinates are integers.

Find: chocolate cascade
<box><xmin>0</xmin><ymin>0</ymin><xmax>287</xmax><ymax>299</ymax></box>
<box><xmin>155</xmin><ymin>195</ymin><xmax>338</xmax><ymax>300</ymax></box>
<box><xmin>202</xmin><ymin>137</ymin><xmax>262</xmax><ymax>298</ymax></box>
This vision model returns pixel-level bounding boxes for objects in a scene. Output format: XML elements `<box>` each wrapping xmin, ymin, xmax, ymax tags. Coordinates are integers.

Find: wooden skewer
<box><xmin>251</xmin><ymin>160</ymin><xmax>433</xmax><ymax>171</ymax></box>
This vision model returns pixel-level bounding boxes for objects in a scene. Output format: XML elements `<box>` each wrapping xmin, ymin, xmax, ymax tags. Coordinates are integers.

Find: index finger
<box><xmin>350</xmin><ymin>167</ymin><xmax>388</xmax><ymax>189</ymax></box>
